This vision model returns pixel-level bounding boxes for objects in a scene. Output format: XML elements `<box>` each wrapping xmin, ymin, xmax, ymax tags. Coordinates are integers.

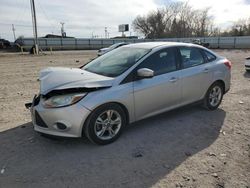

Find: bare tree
<box><xmin>132</xmin><ymin>2</ymin><xmax>214</xmax><ymax>38</ymax></box>
<box><xmin>133</xmin><ymin>8</ymin><xmax>166</xmax><ymax>38</ymax></box>
<box><xmin>133</xmin><ymin>15</ymin><xmax>151</xmax><ymax>38</ymax></box>
<box><xmin>221</xmin><ymin>18</ymin><xmax>250</xmax><ymax>36</ymax></box>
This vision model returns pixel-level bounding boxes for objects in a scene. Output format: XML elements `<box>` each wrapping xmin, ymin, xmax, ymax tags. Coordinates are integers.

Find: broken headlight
<box><xmin>43</xmin><ymin>93</ymin><xmax>87</xmax><ymax>108</ymax></box>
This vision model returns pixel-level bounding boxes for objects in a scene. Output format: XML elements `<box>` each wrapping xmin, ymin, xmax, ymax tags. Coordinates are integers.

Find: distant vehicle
<box><xmin>192</xmin><ymin>39</ymin><xmax>209</xmax><ymax>48</ymax></box>
<box><xmin>97</xmin><ymin>42</ymin><xmax>128</xmax><ymax>56</ymax></box>
<box><xmin>245</xmin><ymin>57</ymin><xmax>250</xmax><ymax>72</ymax></box>
<box><xmin>26</xmin><ymin>42</ymin><xmax>231</xmax><ymax>145</ymax></box>
<box><xmin>43</xmin><ymin>34</ymin><xmax>74</xmax><ymax>38</ymax></box>
<box><xmin>0</xmin><ymin>39</ymin><xmax>11</xmax><ymax>49</ymax></box>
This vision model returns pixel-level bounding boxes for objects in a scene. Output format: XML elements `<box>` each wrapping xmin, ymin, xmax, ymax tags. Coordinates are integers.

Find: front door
<box><xmin>133</xmin><ymin>47</ymin><xmax>182</xmax><ymax>120</ymax></box>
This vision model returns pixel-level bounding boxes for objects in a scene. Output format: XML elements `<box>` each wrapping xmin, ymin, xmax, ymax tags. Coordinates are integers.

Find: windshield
<box><xmin>83</xmin><ymin>47</ymin><xmax>151</xmax><ymax>77</ymax></box>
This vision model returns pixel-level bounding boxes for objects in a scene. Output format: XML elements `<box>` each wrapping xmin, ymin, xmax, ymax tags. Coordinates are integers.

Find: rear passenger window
<box><xmin>138</xmin><ymin>48</ymin><xmax>177</xmax><ymax>76</ymax></box>
<box><xmin>179</xmin><ymin>47</ymin><xmax>204</xmax><ymax>68</ymax></box>
<box><xmin>204</xmin><ymin>50</ymin><xmax>216</xmax><ymax>62</ymax></box>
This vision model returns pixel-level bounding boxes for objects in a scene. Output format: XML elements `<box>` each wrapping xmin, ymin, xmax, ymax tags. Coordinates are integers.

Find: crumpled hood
<box><xmin>39</xmin><ymin>67</ymin><xmax>114</xmax><ymax>95</ymax></box>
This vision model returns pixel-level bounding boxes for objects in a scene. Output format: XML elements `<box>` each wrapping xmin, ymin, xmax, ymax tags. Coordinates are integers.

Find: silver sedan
<box><xmin>27</xmin><ymin>42</ymin><xmax>231</xmax><ymax>145</ymax></box>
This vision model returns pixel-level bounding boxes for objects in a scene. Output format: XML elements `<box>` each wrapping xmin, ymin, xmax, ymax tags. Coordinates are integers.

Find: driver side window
<box><xmin>137</xmin><ymin>47</ymin><xmax>177</xmax><ymax>76</ymax></box>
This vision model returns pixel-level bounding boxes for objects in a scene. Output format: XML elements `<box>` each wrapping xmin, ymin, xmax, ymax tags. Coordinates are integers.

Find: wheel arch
<box><xmin>81</xmin><ymin>101</ymin><xmax>130</xmax><ymax>137</ymax></box>
<box><xmin>212</xmin><ymin>80</ymin><xmax>225</xmax><ymax>94</ymax></box>
<box><xmin>108</xmin><ymin>102</ymin><xmax>130</xmax><ymax>124</ymax></box>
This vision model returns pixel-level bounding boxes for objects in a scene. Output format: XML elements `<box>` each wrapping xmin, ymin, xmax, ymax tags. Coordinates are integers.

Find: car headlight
<box><xmin>43</xmin><ymin>93</ymin><xmax>87</xmax><ymax>108</ymax></box>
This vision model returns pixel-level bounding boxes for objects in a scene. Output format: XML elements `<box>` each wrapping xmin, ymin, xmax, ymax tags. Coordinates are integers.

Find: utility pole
<box><xmin>30</xmin><ymin>0</ymin><xmax>38</xmax><ymax>54</ymax></box>
<box><xmin>12</xmin><ymin>24</ymin><xmax>16</xmax><ymax>41</ymax></box>
<box><xmin>60</xmin><ymin>22</ymin><xmax>66</xmax><ymax>37</ymax></box>
<box><xmin>105</xmin><ymin>27</ymin><xmax>107</xmax><ymax>39</ymax></box>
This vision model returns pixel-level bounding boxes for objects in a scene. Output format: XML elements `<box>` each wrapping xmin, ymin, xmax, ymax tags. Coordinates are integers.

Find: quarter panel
<box><xmin>210</xmin><ymin>59</ymin><xmax>231</xmax><ymax>93</ymax></box>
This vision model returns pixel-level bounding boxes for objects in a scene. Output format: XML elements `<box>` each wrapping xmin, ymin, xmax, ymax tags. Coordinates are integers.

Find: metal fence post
<box><xmin>45</xmin><ymin>39</ymin><xmax>47</xmax><ymax>50</ymax></box>
<box><xmin>60</xmin><ymin>38</ymin><xmax>63</xmax><ymax>50</ymax></box>
<box><xmin>218</xmin><ymin>37</ymin><xmax>220</xmax><ymax>48</ymax></box>
<box><xmin>234</xmin><ymin>37</ymin><xmax>236</xmax><ymax>49</ymax></box>
<box><xmin>75</xmin><ymin>38</ymin><xmax>77</xmax><ymax>50</ymax></box>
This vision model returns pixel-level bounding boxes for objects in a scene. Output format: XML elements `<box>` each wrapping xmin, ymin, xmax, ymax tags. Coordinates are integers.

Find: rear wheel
<box><xmin>84</xmin><ymin>103</ymin><xmax>126</xmax><ymax>145</ymax></box>
<box><xmin>203</xmin><ymin>82</ymin><xmax>224</xmax><ymax>110</ymax></box>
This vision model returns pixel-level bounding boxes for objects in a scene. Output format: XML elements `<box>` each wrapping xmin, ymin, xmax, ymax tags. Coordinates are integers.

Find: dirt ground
<box><xmin>0</xmin><ymin>50</ymin><xmax>249</xmax><ymax>188</ymax></box>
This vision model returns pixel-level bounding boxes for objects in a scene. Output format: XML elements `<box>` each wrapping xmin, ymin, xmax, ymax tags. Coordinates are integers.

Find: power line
<box><xmin>15</xmin><ymin>0</ymin><xmax>29</xmax><ymax>23</ymax></box>
<box><xmin>36</xmin><ymin>0</ymin><xmax>58</xmax><ymax>34</ymax></box>
<box><xmin>0</xmin><ymin>22</ymin><xmax>51</xmax><ymax>28</ymax></box>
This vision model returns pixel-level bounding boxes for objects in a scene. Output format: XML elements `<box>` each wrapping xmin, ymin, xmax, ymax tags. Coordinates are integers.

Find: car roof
<box><xmin>125</xmin><ymin>42</ymin><xmax>203</xmax><ymax>49</ymax></box>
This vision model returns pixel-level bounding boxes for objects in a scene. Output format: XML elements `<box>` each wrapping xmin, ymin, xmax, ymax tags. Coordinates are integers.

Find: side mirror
<box><xmin>137</xmin><ymin>68</ymin><xmax>154</xmax><ymax>79</ymax></box>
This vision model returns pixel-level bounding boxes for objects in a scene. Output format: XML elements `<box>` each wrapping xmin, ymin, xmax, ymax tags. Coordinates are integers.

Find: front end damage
<box><xmin>25</xmin><ymin>66</ymin><xmax>114</xmax><ymax>137</ymax></box>
<box><xmin>26</xmin><ymin>86</ymin><xmax>109</xmax><ymax>137</ymax></box>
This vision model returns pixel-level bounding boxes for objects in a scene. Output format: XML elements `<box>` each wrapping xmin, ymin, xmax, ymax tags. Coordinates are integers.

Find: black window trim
<box><xmin>120</xmin><ymin>46</ymin><xmax>180</xmax><ymax>84</ymax></box>
<box><xmin>201</xmin><ymin>49</ymin><xmax>217</xmax><ymax>63</ymax></box>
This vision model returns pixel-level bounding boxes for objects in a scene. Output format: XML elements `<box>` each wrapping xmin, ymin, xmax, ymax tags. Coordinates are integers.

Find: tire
<box><xmin>84</xmin><ymin>103</ymin><xmax>126</xmax><ymax>145</ymax></box>
<box><xmin>203</xmin><ymin>82</ymin><xmax>224</xmax><ymax>110</ymax></box>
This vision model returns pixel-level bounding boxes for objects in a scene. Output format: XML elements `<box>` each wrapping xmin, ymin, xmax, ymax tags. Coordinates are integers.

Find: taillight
<box><xmin>224</xmin><ymin>61</ymin><xmax>232</xmax><ymax>70</ymax></box>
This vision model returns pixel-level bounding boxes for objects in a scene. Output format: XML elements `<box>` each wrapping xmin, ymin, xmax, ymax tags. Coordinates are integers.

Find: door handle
<box><xmin>203</xmin><ymin>68</ymin><xmax>209</xmax><ymax>73</ymax></box>
<box><xmin>169</xmin><ymin>77</ymin><xmax>178</xmax><ymax>82</ymax></box>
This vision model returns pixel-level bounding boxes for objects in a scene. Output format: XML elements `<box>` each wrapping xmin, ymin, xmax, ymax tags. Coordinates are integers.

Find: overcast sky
<box><xmin>0</xmin><ymin>0</ymin><xmax>250</xmax><ymax>41</ymax></box>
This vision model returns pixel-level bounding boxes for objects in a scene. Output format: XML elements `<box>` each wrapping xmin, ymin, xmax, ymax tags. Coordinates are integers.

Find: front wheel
<box><xmin>203</xmin><ymin>82</ymin><xmax>224</xmax><ymax>110</ymax></box>
<box><xmin>84</xmin><ymin>103</ymin><xmax>126</xmax><ymax>145</ymax></box>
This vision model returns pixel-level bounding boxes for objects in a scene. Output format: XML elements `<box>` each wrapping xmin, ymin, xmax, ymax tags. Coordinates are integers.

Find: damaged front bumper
<box><xmin>25</xmin><ymin>94</ymin><xmax>39</xmax><ymax>109</ymax></box>
<box><xmin>26</xmin><ymin>95</ymin><xmax>91</xmax><ymax>137</ymax></box>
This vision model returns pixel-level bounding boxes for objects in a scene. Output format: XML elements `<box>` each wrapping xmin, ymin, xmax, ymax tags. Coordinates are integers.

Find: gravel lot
<box><xmin>0</xmin><ymin>50</ymin><xmax>249</xmax><ymax>188</ymax></box>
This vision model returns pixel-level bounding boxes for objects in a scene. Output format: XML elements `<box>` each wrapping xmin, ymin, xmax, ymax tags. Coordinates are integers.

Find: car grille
<box><xmin>245</xmin><ymin>65</ymin><xmax>250</xmax><ymax>68</ymax></box>
<box><xmin>35</xmin><ymin>110</ymin><xmax>48</xmax><ymax>128</ymax></box>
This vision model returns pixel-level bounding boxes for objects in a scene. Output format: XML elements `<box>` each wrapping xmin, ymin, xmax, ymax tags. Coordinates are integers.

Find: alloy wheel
<box><xmin>209</xmin><ymin>86</ymin><xmax>222</xmax><ymax>107</ymax></box>
<box><xmin>94</xmin><ymin>110</ymin><xmax>122</xmax><ymax>140</ymax></box>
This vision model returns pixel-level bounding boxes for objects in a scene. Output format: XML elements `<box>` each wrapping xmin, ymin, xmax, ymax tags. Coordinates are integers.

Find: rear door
<box><xmin>133</xmin><ymin>47</ymin><xmax>182</xmax><ymax>120</ymax></box>
<box><xmin>177</xmin><ymin>47</ymin><xmax>213</xmax><ymax>105</ymax></box>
